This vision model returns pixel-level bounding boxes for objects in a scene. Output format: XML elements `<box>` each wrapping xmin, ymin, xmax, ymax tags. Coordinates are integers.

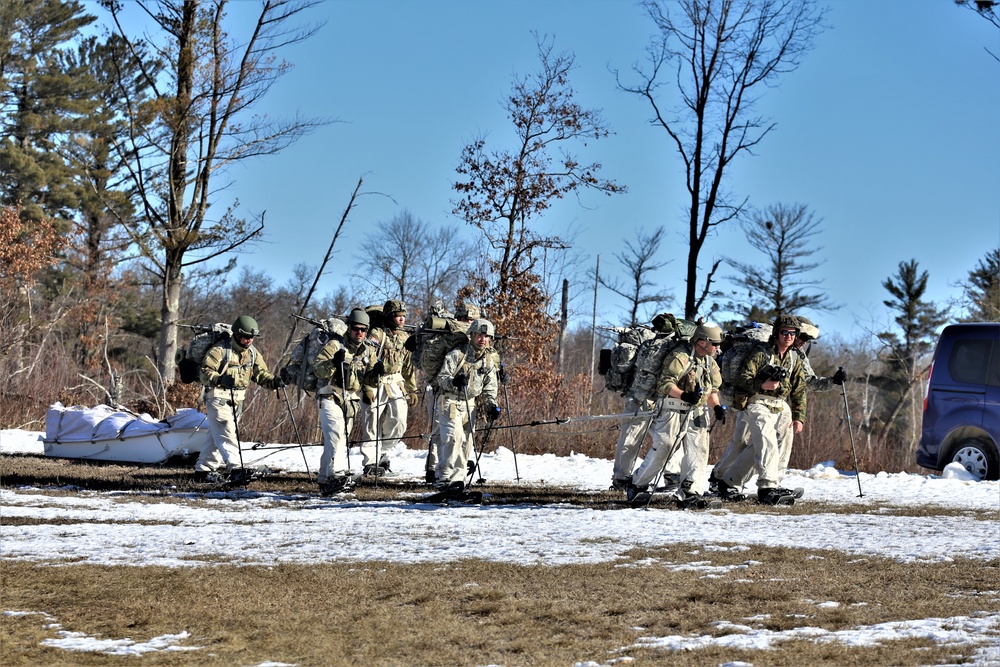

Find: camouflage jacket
<box><xmin>655</xmin><ymin>343</ymin><xmax>722</xmax><ymax>405</ymax></box>
<box><xmin>436</xmin><ymin>343</ymin><xmax>499</xmax><ymax>407</ymax></box>
<box><xmin>736</xmin><ymin>344</ymin><xmax>807</xmax><ymax>422</ymax></box>
<box><xmin>313</xmin><ymin>336</ymin><xmax>378</xmax><ymax>400</ymax></box>
<box><xmin>367</xmin><ymin>326</ymin><xmax>417</xmax><ymax>395</ymax></box>
<box><xmin>796</xmin><ymin>348</ymin><xmax>837</xmax><ymax>392</ymax></box>
<box><xmin>200</xmin><ymin>340</ymin><xmax>280</xmax><ymax>392</ymax></box>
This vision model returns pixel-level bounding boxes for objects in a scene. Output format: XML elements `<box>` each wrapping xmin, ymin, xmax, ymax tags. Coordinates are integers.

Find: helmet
<box><xmin>347</xmin><ymin>308</ymin><xmax>370</xmax><ymax>327</ymax></box>
<box><xmin>383</xmin><ymin>299</ymin><xmax>406</xmax><ymax>317</ymax></box>
<box><xmin>796</xmin><ymin>316</ymin><xmax>820</xmax><ymax>341</ymax></box>
<box><xmin>772</xmin><ymin>314</ymin><xmax>801</xmax><ymax>333</ymax></box>
<box><xmin>455</xmin><ymin>303</ymin><xmax>481</xmax><ymax>321</ymax></box>
<box><xmin>467</xmin><ymin>318</ymin><xmax>495</xmax><ymax>338</ymax></box>
<box><xmin>232</xmin><ymin>315</ymin><xmax>259</xmax><ymax>338</ymax></box>
<box><xmin>692</xmin><ymin>323</ymin><xmax>723</xmax><ymax>345</ymax></box>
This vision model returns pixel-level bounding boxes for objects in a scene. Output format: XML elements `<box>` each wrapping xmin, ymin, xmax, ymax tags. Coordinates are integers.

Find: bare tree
<box><xmin>452</xmin><ymin>33</ymin><xmax>624</xmax><ymax>367</ymax></box>
<box><xmin>353</xmin><ymin>209</ymin><xmax>472</xmax><ymax>317</ymax></box>
<box><xmin>725</xmin><ymin>202</ymin><xmax>837</xmax><ymax>320</ymax></box>
<box><xmin>956</xmin><ymin>0</ymin><xmax>1000</xmax><ymax>62</ymax></box>
<box><xmin>616</xmin><ymin>0</ymin><xmax>826</xmax><ymax>320</ymax></box>
<box><xmin>598</xmin><ymin>225</ymin><xmax>673</xmax><ymax>326</ymax></box>
<box><xmin>99</xmin><ymin>0</ymin><xmax>328</xmax><ymax>385</ymax></box>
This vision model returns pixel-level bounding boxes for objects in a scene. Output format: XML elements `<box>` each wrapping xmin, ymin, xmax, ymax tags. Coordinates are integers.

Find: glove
<box><xmin>218</xmin><ymin>374</ymin><xmax>236</xmax><ymax>390</ymax></box>
<box><xmin>485</xmin><ymin>404</ymin><xmax>502</xmax><ymax>422</ymax></box>
<box><xmin>714</xmin><ymin>404</ymin><xmax>727</xmax><ymax>424</ymax></box>
<box><xmin>498</xmin><ymin>364</ymin><xmax>508</xmax><ymax>384</ymax></box>
<box><xmin>452</xmin><ymin>372</ymin><xmax>468</xmax><ymax>389</ymax></box>
<box><xmin>679</xmin><ymin>388</ymin><xmax>702</xmax><ymax>404</ymax></box>
<box><xmin>372</xmin><ymin>360</ymin><xmax>385</xmax><ymax>376</ymax></box>
<box><xmin>362</xmin><ymin>387</ymin><xmax>376</xmax><ymax>405</ymax></box>
<box><xmin>406</xmin><ymin>392</ymin><xmax>419</xmax><ymax>407</ymax></box>
<box><xmin>833</xmin><ymin>367</ymin><xmax>847</xmax><ymax>385</ymax></box>
<box><xmin>279</xmin><ymin>366</ymin><xmax>293</xmax><ymax>384</ymax></box>
<box><xmin>332</xmin><ymin>349</ymin><xmax>346</xmax><ymax>366</ymax></box>
<box><xmin>272</xmin><ymin>375</ymin><xmax>287</xmax><ymax>390</ymax></box>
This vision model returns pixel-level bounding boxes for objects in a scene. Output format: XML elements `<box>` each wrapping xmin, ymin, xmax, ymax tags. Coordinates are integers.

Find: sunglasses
<box><xmin>778</xmin><ymin>329</ymin><xmax>798</xmax><ymax>337</ymax></box>
<box><xmin>350</xmin><ymin>326</ymin><xmax>368</xmax><ymax>333</ymax></box>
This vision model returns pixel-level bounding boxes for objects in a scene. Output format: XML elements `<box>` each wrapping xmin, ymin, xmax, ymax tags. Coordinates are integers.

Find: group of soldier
<box><xmin>612</xmin><ymin>314</ymin><xmax>845</xmax><ymax>507</ymax></box>
<box><xmin>192</xmin><ymin>301</ymin><xmax>500</xmax><ymax>497</ymax></box>
<box><xmin>190</xmin><ymin>301</ymin><xmax>843</xmax><ymax>506</ymax></box>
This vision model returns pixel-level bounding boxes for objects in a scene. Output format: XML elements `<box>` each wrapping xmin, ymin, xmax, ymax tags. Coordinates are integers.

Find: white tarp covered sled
<box><xmin>44</xmin><ymin>402</ymin><xmax>212</xmax><ymax>464</ymax></box>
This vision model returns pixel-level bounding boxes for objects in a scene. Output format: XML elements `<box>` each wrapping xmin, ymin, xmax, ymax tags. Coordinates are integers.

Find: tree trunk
<box><xmin>157</xmin><ymin>263</ymin><xmax>183</xmax><ymax>387</ymax></box>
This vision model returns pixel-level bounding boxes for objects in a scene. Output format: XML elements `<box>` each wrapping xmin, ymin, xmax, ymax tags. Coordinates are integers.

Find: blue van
<box><xmin>915</xmin><ymin>322</ymin><xmax>1000</xmax><ymax>480</ymax></box>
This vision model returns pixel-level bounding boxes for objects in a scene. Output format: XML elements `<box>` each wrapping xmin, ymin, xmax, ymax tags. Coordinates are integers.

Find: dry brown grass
<box><xmin>2</xmin><ymin>547</ymin><xmax>998</xmax><ymax>666</ymax></box>
<box><xmin>3</xmin><ymin>454</ymin><xmax>1000</xmax><ymax>665</ymax></box>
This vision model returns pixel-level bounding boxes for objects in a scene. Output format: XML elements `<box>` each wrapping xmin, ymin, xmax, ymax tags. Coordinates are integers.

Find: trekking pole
<box><xmin>498</xmin><ymin>363</ymin><xmax>521</xmax><ymax>482</ymax></box>
<box><xmin>469</xmin><ymin>417</ymin><xmax>496</xmax><ymax>486</ymax></box>
<box><xmin>640</xmin><ymin>403</ymin><xmax>694</xmax><ymax>508</ymax></box>
<box><xmin>281</xmin><ymin>386</ymin><xmax>311</xmax><ymax>476</ymax></box>
<box><xmin>461</xmin><ymin>384</ymin><xmax>485</xmax><ymax>484</ymax></box>
<box><xmin>839</xmin><ymin>367</ymin><xmax>864</xmax><ymax>498</ymax></box>
<box><xmin>229</xmin><ymin>387</ymin><xmax>247</xmax><ymax>479</ymax></box>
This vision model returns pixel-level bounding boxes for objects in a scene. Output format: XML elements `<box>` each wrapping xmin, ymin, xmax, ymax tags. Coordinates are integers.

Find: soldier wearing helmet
<box><xmin>712</xmin><ymin>315</ymin><xmax>846</xmax><ymax>499</ymax></box>
<box><xmin>312</xmin><ymin>308</ymin><xmax>380</xmax><ymax>494</ymax></box>
<box><xmin>626</xmin><ymin>322</ymin><xmax>726</xmax><ymax>508</ymax></box>
<box><xmin>196</xmin><ymin>315</ymin><xmax>285</xmax><ymax>482</ymax></box>
<box><xmin>357</xmin><ymin>299</ymin><xmax>419</xmax><ymax>477</ymax></box>
<box><xmin>711</xmin><ymin>314</ymin><xmax>807</xmax><ymax>506</ymax></box>
<box><xmin>432</xmin><ymin>317</ymin><xmax>501</xmax><ymax>495</ymax></box>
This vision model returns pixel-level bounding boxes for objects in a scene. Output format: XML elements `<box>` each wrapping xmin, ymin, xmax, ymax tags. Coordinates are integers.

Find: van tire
<box><xmin>949</xmin><ymin>439</ymin><xmax>999</xmax><ymax>481</ymax></box>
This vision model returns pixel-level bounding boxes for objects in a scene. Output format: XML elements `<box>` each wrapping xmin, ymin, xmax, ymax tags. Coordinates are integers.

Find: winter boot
<box><xmin>757</xmin><ymin>486</ymin><xmax>798</xmax><ymax>506</ymax></box>
<box><xmin>319</xmin><ymin>474</ymin><xmax>357</xmax><ymax>496</ymax></box>
<box><xmin>424</xmin><ymin>468</ymin><xmax>436</xmax><ymax>485</ymax></box>
<box><xmin>611</xmin><ymin>475</ymin><xmax>632</xmax><ymax>491</ymax></box>
<box><xmin>717</xmin><ymin>479</ymin><xmax>747</xmax><ymax>503</ymax></box>
<box><xmin>625</xmin><ymin>480</ymin><xmax>648</xmax><ymax>503</ymax></box>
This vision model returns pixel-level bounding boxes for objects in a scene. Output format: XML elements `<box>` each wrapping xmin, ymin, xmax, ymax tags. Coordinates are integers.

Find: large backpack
<box><xmin>598</xmin><ymin>313</ymin><xmax>697</xmax><ymax>397</ymax></box>
<box><xmin>280</xmin><ymin>317</ymin><xmax>348</xmax><ymax>395</ymax></box>
<box><xmin>598</xmin><ymin>325</ymin><xmax>656</xmax><ymax>395</ymax></box>
<box><xmin>176</xmin><ymin>323</ymin><xmax>232</xmax><ymax>384</ymax></box>
<box><xmin>717</xmin><ymin>322</ymin><xmax>773</xmax><ymax>406</ymax></box>
<box><xmin>412</xmin><ymin>316</ymin><xmax>469</xmax><ymax>383</ymax></box>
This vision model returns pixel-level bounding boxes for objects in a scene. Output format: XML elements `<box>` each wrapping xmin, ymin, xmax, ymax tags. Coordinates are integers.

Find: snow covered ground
<box><xmin>2</xmin><ymin>427</ymin><xmax>999</xmax><ymax>665</ymax></box>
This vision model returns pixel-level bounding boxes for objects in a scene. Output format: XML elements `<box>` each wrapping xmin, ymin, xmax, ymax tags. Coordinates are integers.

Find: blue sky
<box><xmin>97</xmin><ymin>0</ymin><xmax>1000</xmax><ymax>340</ymax></box>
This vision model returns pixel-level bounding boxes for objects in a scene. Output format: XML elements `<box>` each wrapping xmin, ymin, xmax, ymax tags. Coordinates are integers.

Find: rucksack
<box><xmin>717</xmin><ymin>322</ymin><xmax>773</xmax><ymax>406</ymax></box>
<box><xmin>598</xmin><ymin>313</ymin><xmax>697</xmax><ymax>397</ymax></box>
<box><xmin>280</xmin><ymin>317</ymin><xmax>348</xmax><ymax>394</ymax></box>
<box><xmin>177</xmin><ymin>323</ymin><xmax>232</xmax><ymax>384</ymax></box>
<box><xmin>412</xmin><ymin>316</ymin><xmax>469</xmax><ymax>383</ymax></box>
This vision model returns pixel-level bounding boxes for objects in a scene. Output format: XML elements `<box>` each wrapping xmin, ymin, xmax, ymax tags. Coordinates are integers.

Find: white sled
<box><xmin>43</xmin><ymin>402</ymin><xmax>212</xmax><ymax>464</ymax></box>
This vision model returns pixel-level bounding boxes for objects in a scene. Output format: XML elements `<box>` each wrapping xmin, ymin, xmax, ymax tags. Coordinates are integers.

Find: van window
<box><xmin>948</xmin><ymin>339</ymin><xmax>992</xmax><ymax>385</ymax></box>
<box><xmin>991</xmin><ymin>340</ymin><xmax>1000</xmax><ymax>388</ymax></box>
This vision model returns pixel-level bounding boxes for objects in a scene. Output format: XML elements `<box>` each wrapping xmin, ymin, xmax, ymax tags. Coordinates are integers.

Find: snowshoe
<box><xmin>319</xmin><ymin>473</ymin><xmax>360</xmax><ymax>496</ymax></box>
<box><xmin>628</xmin><ymin>490</ymin><xmax>654</xmax><ymax>508</ymax></box>
<box><xmin>420</xmin><ymin>481</ymin><xmax>483</xmax><ymax>504</ymax></box>
<box><xmin>757</xmin><ymin>486</ymin><xmax>804</xmax><ymax>506</ymax></box>
<box><xmin>716</xmin><ymin>479</ymin><xmax>748</xmax><ymax>503</ymax></box>
<box><xmin>675</xmin><ymin>493</ymin><xmax>722</xmax><ymax>510</ymax></box>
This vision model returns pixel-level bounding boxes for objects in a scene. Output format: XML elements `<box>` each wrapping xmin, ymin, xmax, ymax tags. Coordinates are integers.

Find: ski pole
<box><xmin>281</xmin><ymin>386</ymin><xmax>311</xmax><ymax>476</ymax></box>
<box><xmin>640</xmin><ymin>402</ymin><xmax>693</xmax><ymax>508</ymax></box>
<box><xmin>498</xmin><ymin>362</ymin><xmax>521</xmax><ymax>482</ymax></box>
<box><xmin>461</xmin><ymin>384</ymin><xmax>485</xmax><ymax>485</ymax></box>
<box><xmin>839</xmin><ymin>367</ymin><xmax>864</xmax><ymax>498</ymax></box>
<box><xmin>229</xmin><ymin>387</ymin><xmax>247</xmax><ymax>479</ymax></box>
<box><xmin>469</xmin><ymin>417</ymin><xmax>496</xmax><ymax>486</ymax></box>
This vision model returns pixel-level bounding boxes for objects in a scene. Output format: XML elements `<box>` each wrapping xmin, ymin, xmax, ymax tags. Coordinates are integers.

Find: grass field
<box><xmin>2</xmin><ymin>454</ymin><xmax>999</xmax><ymax>666</ymax></box>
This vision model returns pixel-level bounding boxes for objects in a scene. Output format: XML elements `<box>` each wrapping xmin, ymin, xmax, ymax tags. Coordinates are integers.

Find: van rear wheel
<box><xmin>950</xmin><ymin>439</ymin><xmax>999</xmax><ymax>481</ymax></box>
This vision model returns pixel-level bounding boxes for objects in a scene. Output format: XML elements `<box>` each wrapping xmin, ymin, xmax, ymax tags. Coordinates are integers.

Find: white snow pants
<box><xmin>317</xmin><ymin>396</ymin><xmax>355</xmax><ymax>483</ymax></box>
<box><xmin>436</xmin><ymin>396</ymin><xmax>475</xmax><ymax>485</ymax></box>
<box><xmin>197</xmin><ymin>392</ymin><xmax>243</xmax><ymax>472</ymax></box>
<box><xmin>358</xmin><ymin>376</ymin><xmax>408</xmax><ymax>466</ymax></box>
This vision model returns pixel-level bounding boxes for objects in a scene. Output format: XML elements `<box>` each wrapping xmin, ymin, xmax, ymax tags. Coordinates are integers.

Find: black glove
<box><xmin>372</xmin><ymin>360</ymin><xmax>385</xmax><ymax>376</ymax></box>
<box><xmin>679</xmin><ymin>388</ymin><xmax>702</xmax><ymax>404</ymax></box>
<box><xmin>279</xmin><ymin>366</ymin><xmax>293</xmax><ymax>384</ymax></box>
<box><xmin>485</xmin><ymin>404</ymin><xmax>502</xmax><ymax>422</ymax></box>
<box><xmin>272</xmin><ymin>375</ymin><xmax>287</xmax><ymax>390</ymax></box>
<box><xmin>498</xmin><ymin>364</ymin><xmax>508</xmax><ymax>384</ymax></box>
<box><xmin>218</xmin><ymin>374</ymin><xmax>236</xmax><ymax>390</ymax></box>
<box><xmin>332</xmin><ymin>349</ymin><xmax>346</xmax><ymax>366</ymax></box>
<box><xmin>452</xmin><ymin>372</ymin><xmax>468</xmax><ymax>389</ymax></box>
<box><xmin>833</xmin><ymin>367</ymin><xmax>847</xmax><ymax>385</ymax></box>
<box><xmin>714</xmin><ymin>404</ymin><xmax>727</xmax><ymax>424</ymax></box>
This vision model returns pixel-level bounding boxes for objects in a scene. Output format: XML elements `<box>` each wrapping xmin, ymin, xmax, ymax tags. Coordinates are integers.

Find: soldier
<box><xmin>711</xmin><ymin>315</ymin><xmax>844</xmax><ymax>498</ymax></box>
<box><xmin>423</xmin><ymin>301</ymin><xmax>481</xmax><ymax>483</ymax></box>
<box><xmin>712</xmin><ymin>314</ymin><xmax>807</xmax><ymax>505</ymax></box>
<box><xmin>358</xmin><ymin>299</ymin><xmax>419</xmax><ymax>476</ymax></box>
<box><xmin>434</xmin><ymin>318</ymin><xmax>501</xmax><ymax>494</ymax></box>
<box><xmin>312</xmin><ymin>308</ymin><xmax>379</xmax><ymax>494</ymax></box>
<box><xmin>196</xmin><ymin>315</ymin><xmax>285</xmax><ymax>482</ymax></box>
<box><xmin>626</xmin><ymin>323</ymin><xmax>726</xmax><ymax>507</ymax></box>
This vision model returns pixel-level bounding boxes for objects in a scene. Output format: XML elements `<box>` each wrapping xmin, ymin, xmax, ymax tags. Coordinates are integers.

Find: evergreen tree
<box><xmin>961</xmin><ymin>248</ymin><xmax>1000</xmax><ymax>322</ymax></box>
<box><xmin>0</xmin><ymin>0</ymin><xmax>97</xmax><ymax>224</ymax></box>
